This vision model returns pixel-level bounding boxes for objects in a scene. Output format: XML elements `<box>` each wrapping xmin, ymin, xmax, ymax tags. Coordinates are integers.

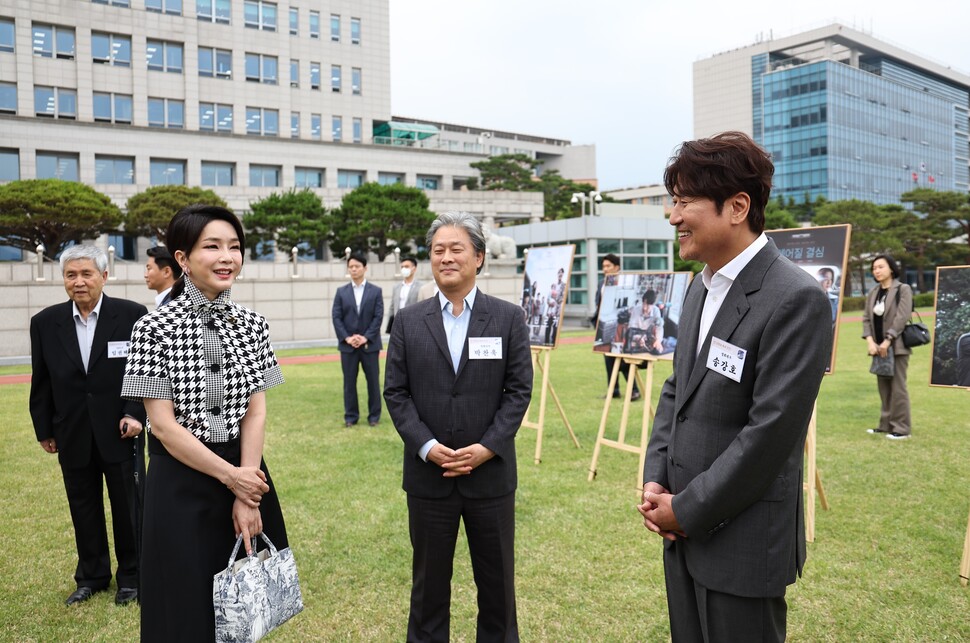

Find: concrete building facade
<box><xmin>693</xmin><ymin>23</ymin><xmax>970</xmax><ymax>205</ymax></box>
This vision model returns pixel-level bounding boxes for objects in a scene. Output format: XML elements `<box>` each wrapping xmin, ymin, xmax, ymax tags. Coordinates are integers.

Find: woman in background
<box><xmin>861</xmin><ymin>254</ymin><xmax>913</xmax><ymax>440</ymax></box>
<box><xmin>122</xmin><ymin>204</ymin><xmax>289</xmax><ymax>640</ymax></box>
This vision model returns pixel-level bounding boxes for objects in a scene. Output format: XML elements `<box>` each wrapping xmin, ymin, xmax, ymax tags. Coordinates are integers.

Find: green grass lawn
<box><xmin>1</xmin><ymin>319</ymin><xmax>968</xmax><ymax>641</ymax></box>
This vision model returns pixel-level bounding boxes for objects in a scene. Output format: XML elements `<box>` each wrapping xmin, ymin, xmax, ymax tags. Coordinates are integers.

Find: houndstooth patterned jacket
<box><xmin>122</xmin><ymin>279</ymin><xmax>284</xmax><ymax>442</ymax></box>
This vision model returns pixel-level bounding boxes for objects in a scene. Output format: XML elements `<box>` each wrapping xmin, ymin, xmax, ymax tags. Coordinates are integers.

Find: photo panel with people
<box><xmin>592</xmin><ymin>272</ymin><xmax>692</xmax><ymax>358</ymax></box>
<box><xmin>519</xmin><ymin>244</ymin><xmax>575</xmax><ymax>348</ymax></box>
<box><xmin>930</xmin><ymin>265</ymin><xmax>970</xmax><ymax>388</ymax></box>
<box><xmin>767</xmin><ymin>224</ymin><xmax>851</xmax><ymax>373</ymax></box>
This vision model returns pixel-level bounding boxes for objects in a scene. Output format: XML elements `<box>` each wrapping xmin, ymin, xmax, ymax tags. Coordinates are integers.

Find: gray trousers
<box><xmin>877</xmin><ymin>354</ymin><xmax>911</xmax><ymax>435</ymax></box>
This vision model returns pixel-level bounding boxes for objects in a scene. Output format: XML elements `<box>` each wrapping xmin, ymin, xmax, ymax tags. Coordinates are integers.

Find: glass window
<box><xmin>37</xmin><ymin>152</ymin><xmax>79</xmax><ymax>181</ymax></box>
<box><xmin>308</xmin><ymin>10</ymin><xmax>319</xmax><ymax>38</ymax></box>
<box><xmin>92</xmin><ymin>0</ymin><xmax>131</xmax><ymax>5</ymax></box>
<box><xmin>0</xmin><ymin>82</ymin><xmax>15</xmax><ymax>113</ymax></box>
<box><xmin>91</xmin><ymin>32</ymin><xmax>131</xmax><ymax>66</ymax></box>
<box><xmin>246</xmin><ymin>107</ymin><xmax>278</xmax><ymax>135</ymax></box>
<box><xmin>330</xmin><ymin>14</ymin><xmax>339</xmax><ymax>41</ymax></box>
<box><xmin>32</xmin><ymin>24</ymin><xmax>75</xmax><ymax>59</ymax></box>
<box><xmin>197</xmin><ymin>0</ymin><xmax>230</xmax><ymax>23</ymax></box>
<box><xmin>245</xmin><ymin>53</ymin><xmax>277</xmax><ymax>84</ymax></box>
<box><xmin>150</xmin><ymin>158</ymin><xmax>185</xmax><ymax>185</ymax></box>
<box><xmin>623</xmin><ymin>239</ymin><xmax>644</xmax><ymax>254</ymax></box>
<box><xmin>598</xmin><ymin>239</ymin><xmax>620</xmax><ymax>255</ymax></box>
<box><xmin>34</xmin><ymin>86</ymin><xmax>76</xmax><ymax>119</ymax></box>
<box><xmin>337</xmin><ymin>169</ymin><xmax>364</xmax><ymax>188</ymax></box>
<box><xmin>147</xmin><ymin>97</ymin><xmax>183</xmax><ymax>128</ymax></box>
<box><xmin>289</xmin><ymin>59</ymin><xmax>299</xmax><ymax>87</ymax></box>
<box><xmin>351</xmin><ymin>67</ymin><xmax>361</xmax><ymax>95</ymax></box>
<box><xmin>647</xmin><ymin>240</ymin><xmax>667</xmax><ymax>254</ymax></box>
<box><xmin>295</xmin><ymin>167</ymin><xmax>322</xmax><ymax>188</ymax></box>
<box><xmin>310</xmin><ymin>113</ymin><xmax>321</xmax><ymax>140</ymax></box>
<box><xmin>95</xmin><ymin>155</ymin><xmax>134</xmax><ymax>184</ymax></box>
<box><xmin>93</xmin><ymin>92</ymin><xmax>132</xmax><ymax>123</ymax></box>
<box><xmin>378</xmin><ymin>172</ymin><xmax>402</xmax><ymax>186</ymax></box>
<box><xmin>244</xmin><ymin>0</ymin><xmax>276</xmax><ymax>31</ymax></box>
<box><xmin>146</xmin><ymin>0</ymin><xmax>181</xmax><ymax>15</ymax></box>
<box><xmin>199</xmin><ymin>47</ymin><xmax>231</xmax><ymax>78</ymax></box>
<box><xmin>647</xmin><ymin>256</ymin><xmax>668</xmax><ymax>270</ymax></box>
<box><xmin>625</xmin><ymin>257</ymin><xmax>645</xmax><ymax>271</ymax></box>
<box><xmin>350</xmin><ymin>17</ymin><xmax>360</xmax><ymax>44</ymax></box>
<box><xmin>199</xmin><ymin>102</ymin><xmax>232</xmax><ymax>132</ymax></box>
<box><xmin>352</xmin><ymin>117</ymin><xmax>361</xmax><ymax>143</ymax></box>
<box><xmin>310</xmin><ymin>62</ymin><xmax>320</xmax><ymax>89</ymax></box>
<box><xmin>331</xmin><ymin>65</ymin><xmax>341</xmax><ymax>92</ymax></box>
<box><xmin>416</xmin><ymin>175</ymin><xmax>439</xmax><ymax>190</ymax></box>
<box><xmin>250</xmin><ymin>164</ymin><xmax>280</xmax><ymax>187</ymax></box>
<box><xmin>331</xmin><ymin>115</ymin><xmax>342</xmax><ymax>142</ymax></box>
<box><xmin>0</xmin><ymin>18</ymin><xmax>14</xmax><ymax>53</ymax></box>
<box><xmin>288</xmin><ymin>7</ymin><xmax>298</xmax><ymax>34</ymax></box>
<box><xmin>146</xmin><ymin>40</ymin><xmax>182</xmax><ymax>72</ymax></box>
<box><xmin>201</xmin><ymin>161</ymin><xmax>234</xmax><ymax>186</ymax></box>
<box><xmin>0</xmin><ymin>148</ymin><xmax>20</xmax><ymax>181</ymax></box>
<box><xmin>290</xmin><ymin>112</ymin><xmax>299</xmax><ymax>137</ymax></box>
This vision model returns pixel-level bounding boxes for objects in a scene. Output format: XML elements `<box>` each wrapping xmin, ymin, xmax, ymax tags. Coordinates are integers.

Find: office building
<box><xmin>0</xmin><ymin>0</ymin><xmax>594</xmax><ymax>259</ymax></box>
<box><xmin>694</xmin><ymin>23</ymin><xmax>970</xmax><ymax>205</ymax></box>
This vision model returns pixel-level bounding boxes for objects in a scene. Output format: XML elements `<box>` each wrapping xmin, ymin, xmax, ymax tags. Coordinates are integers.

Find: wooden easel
<box><xmin>803</xmin><ymin>401</ymin><xmax>830</xmax><ymax>543</ymax></box>
<box><xmin>960</xmin><ymin>505</ymin><xmax>970</xmax><ymax>587</ymax></box>
<box><xmin>521</xmin><ymin>347</ymin><xmax>579</xmax><ymax>464</ymax></box>
<box><xmin>587</xmin><ymin>353</ymin><xmax>656</xmax><ymax>490</ymax></box>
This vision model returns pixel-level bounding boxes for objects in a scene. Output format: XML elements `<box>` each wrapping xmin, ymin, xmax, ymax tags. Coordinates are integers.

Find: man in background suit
<box><xmin>638</xmin><ymin>132</ymin><xmax>832</xmax><ymax>642</ymax></box>
<box><xmin>333</xmin><ymin>252</ymin><xmax>383</xmax><ymax>427</ymax></box>
<box><xmin>144</xmin><ymin>245</ymin><xmax>182</xmax><ymax>307</ymax></box>
<box><xmin>386</xmin><ymin>255</ymin><xmax>423</xmax><ymax>334</ymax></box>
<box><xmin>384</xmin><ymin>212</ymin><xmax>532</xmax><ymax>642</ymax></box>
<box><xmin>30</xmin><ymin>245</ymin><xmax>148</xmax><ymax>607</ymax></box>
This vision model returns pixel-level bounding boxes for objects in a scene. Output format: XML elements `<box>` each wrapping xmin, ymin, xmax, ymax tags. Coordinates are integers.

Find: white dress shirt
<box><xmin>697</xmin><ymin>233</ymin><xmax>768</xmax><ymax>355</ymax></box>
<box><xmin>352</xmin><ymin>279</ymin><xmax>367</xmax><ymax>312</ymax></box>
<box><xmin>73</xmin><ymin>295</ymin><xmax>104</xmax><ymax>372</ymax></box>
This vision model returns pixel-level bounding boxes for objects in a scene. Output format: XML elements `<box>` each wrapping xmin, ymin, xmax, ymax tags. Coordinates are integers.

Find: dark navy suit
<box><xmin>332</xmin><ymin>280</ymin><xmax>383</xmax><ymax>424</ymax></box>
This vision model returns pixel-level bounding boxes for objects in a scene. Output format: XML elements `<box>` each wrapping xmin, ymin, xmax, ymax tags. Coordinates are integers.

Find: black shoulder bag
<box><xmin>895</xmin><ymin>287</ymin><xmax>931</xmax><ymax>348</ymax></box>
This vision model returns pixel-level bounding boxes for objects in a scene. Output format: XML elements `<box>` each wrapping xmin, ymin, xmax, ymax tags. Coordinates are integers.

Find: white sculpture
<box><xmin>483</xmin><ymin>227</ymin><xmax>517</xmax><ymax>260</ymax></box>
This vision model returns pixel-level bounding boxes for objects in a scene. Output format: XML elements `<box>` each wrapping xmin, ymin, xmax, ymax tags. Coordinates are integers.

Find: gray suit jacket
<box><xmin>861</xmin><ymin>279</ymin><xmax>913</xmax><ymax>356</ymax></box>
<box><xmin>643</xmin><ymin>240</ymin><xmax>831</xmax><ymax>598</ymax></box>
<box><xmin>384</xmin><ymin>291</ymin><xmax>533</xmax><ymax>499</ymax></box>
<box><xmin>389</xmin><ymin>279</ymin><xmax>423</xmax><ymax>318</ymax></box>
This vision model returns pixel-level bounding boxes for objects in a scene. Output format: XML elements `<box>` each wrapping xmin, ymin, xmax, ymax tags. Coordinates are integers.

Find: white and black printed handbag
<box><xmin>213</xmin><ymin>533</ymin><xmax>304</xmax><ymax>642</ymax></box>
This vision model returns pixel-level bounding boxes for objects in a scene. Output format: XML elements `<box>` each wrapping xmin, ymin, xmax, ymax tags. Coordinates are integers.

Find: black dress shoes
<box><xmin>630</xmin><ymin>390</ymin><xmax>642</xmax><ymax>401</ymax></box>
<box><xmin>115</xmin><ymin>587</ymin><xmax>138</xmax><ymax>606</ymax></box>
<box><xmin>65</xmin><ymin>586</ymin><xmax>102</xmax><ymax>606</ymax></box>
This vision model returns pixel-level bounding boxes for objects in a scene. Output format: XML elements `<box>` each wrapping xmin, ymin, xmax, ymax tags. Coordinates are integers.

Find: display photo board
<box><xmin>930</xmin><ymin>265</ymin><xmax>970</xmax><ymax>388</ymax></box>
<box><xmin>592</xmin><ymin>272</ymin><xmax>692</xmax><ymax>357</ymax></box>
<box><xmin>520</xmin><ymin>244</ymin><xmax>575</xmax><ymax>348</ymax></box>
<box><xmin>767</xmin><ymin>224</ymin><xmax>852</xmax><ymax>373</ymax></box>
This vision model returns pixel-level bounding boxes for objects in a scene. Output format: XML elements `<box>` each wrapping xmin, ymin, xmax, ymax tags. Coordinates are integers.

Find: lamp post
<box><xmin>393</xmin><ymin>246</ymin><xmax>401</xmax><ymax>277</ymax></box>
<box><xmin>35</xmin><ymin>244</ymin><xmax>46</xmax><ymax>281</ymax></box>
<box><xmin>291</xmin><ymin>246</ymin><xmax>300</xmax><ymax>279</ymax></box>
<box><xmin>343</xmin><ymin>246</ymin><xmax>351</xmax><ymax>278</ymax></box>
<box><xmin>108</xmin><ymin>245</ymin><xmax>117</xmax><ymax>280</ymax></box>
<box><xmin>570</xmin><ymin>190</ymin><xmax>602</xmax><ymax>217</ymax></box>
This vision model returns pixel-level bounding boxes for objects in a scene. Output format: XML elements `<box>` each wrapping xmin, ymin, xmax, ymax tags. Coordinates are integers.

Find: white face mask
<box><xmin>401</xmin><ymin>267</ymin><xmax>412</xmax><ymax>279</ymax></box>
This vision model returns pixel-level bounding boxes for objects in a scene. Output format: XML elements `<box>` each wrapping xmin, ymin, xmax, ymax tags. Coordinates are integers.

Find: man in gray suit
<box><xmin>638</xmin><ymin>132</ymin><xmax>832</xmax><ymax>642</ymax></box>
<box><xmin>386</xmin><ymin>255</ymin><xmax>423</xmax><ymax>334</ymax></box>
<box><xmin>384</xmin><ymin>212</ymin><xmax>533</xmax><ymax>642</ymax></box>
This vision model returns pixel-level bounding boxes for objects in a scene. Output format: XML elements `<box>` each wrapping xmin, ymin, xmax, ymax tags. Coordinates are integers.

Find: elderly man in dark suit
<box><xmin>30</xmin><ymin>245</ymin><xmax>148</xmax><ymax>607</ymax></box>
<box><xmin>333</xmin><ymin>252</ymin><xmax>383</xmax><ymax>427</ymax></box>
<box><xmin>384</xmin><ymin>212</ymin><xmax>533</xmax><ymax>642</ymax></box>
<box><xmin>638</xmin><ymin>132</ymin><xmax>832</xmax><ymax>642</ymax></box>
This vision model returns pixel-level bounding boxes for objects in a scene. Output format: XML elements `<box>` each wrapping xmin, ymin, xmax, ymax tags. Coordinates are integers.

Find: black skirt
<box><xmin>140</xmin><ymin>435</ymin><xmax>289</xmax><ymax>643</ymax></box>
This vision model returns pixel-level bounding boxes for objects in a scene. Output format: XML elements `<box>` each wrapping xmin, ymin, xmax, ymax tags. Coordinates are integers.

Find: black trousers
<box><xmin>604</xmin><ymin>355</ymin><xmax>638</xmax><ymax>395</ymax></box>
<box><xmin>340</xmin><ymin>348</ymin><xmax>381</xmax><ymax>424</ymax></box>
<box><xmin>663</xmin><ymin>540</ymin><xmax>786</xmax><ymax>643</ymax></box>
<box><xmin>60</xmin><ymin>438</ymin><xmax>140</xmax><ymax>590</ymax></box>
<box><xmin>406</xmin><ymin>489</ymin><xmax>518</xmax><ymax>643</ymax></box>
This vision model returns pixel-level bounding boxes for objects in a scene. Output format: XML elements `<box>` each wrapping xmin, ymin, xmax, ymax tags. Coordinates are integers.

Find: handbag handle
<box><xmin>225</xmin><ymin>533</ymin><xmax>280</xmax><ymax>570</ymax></box>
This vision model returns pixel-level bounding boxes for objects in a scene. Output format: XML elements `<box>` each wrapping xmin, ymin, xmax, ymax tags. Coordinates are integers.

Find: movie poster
<box><xmin>767</xmin><ymin>224</ymin><xmax>851</xmax><ymax>373</ymax></box>
<box><xmin>592</xmin><ymin>272</ymin><xmax>692</xmax><ymax>357</ymax></box>
<box><xmin>930</xmin><ymin>265</ymin><xmax>970</xmax><ymax>388</ymax></box>
<box><xmin>520</xmin><ymin>245</ymin><xmax>575</xmax><ymax>348</ymax></box>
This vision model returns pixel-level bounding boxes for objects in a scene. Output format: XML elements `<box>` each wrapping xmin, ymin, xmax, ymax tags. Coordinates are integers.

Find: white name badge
<box><xmin>107</xmin><ymin>341</ymin><xmax>130</xmax><ymax>358</ymax></box>
<box><xmin>469</xmin><ymin>337</ymin><xmax>502</xmax><ymax>360</ymax></box>
<box><xmin>705</xmin><ymin>336</ymin><xmax>746</xmax><ymax>383</ymax></box>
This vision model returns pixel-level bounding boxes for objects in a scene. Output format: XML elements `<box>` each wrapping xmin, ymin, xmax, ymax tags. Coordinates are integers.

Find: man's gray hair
<box><xmin>59</xmin><ymin>245</ymin><xmax>108</xmax><ymax>274</ymax></box>
<box><xmin>426</xmin><ymin>211</ymin><xmax>487</xmax><ymax>275</ymax></box>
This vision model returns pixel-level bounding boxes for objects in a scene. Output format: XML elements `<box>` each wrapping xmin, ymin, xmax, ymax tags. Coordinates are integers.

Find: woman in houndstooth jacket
<box><xmin>122</xmin><ymin>204</ymin><xmax>289</xmax><ymax>641</ymax></box>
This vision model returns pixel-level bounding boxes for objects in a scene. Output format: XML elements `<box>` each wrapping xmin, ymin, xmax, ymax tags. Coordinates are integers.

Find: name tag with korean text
<box><xmin>705</xmin><ymin>337</ymin><xmax>746</xmax><ymax>383</ymax></box>
<box><xmin>107</xmin><ymin>341</ymin><xmax>130</xmax><ymax>358</ymax></box>
<box><xmin>469</xmin><ymin>337</ymin><xmax>502</xmax><ymax>360</ymax></box>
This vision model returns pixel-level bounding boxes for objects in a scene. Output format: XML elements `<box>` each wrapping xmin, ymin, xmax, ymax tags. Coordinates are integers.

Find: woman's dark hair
<box><xmin>871</xmin><ymin>254</ymin><xmax>900</xmax><ymax>279</ymax></box>
<box><xmin>664</xmin><ymin>131</ymin><xmax>774</xmax><ymax>234</ymax></box>
<box><xmin>166</xmin><ymin>204</ymin><xmax>245</xmax><ymax>300</ymax></box>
